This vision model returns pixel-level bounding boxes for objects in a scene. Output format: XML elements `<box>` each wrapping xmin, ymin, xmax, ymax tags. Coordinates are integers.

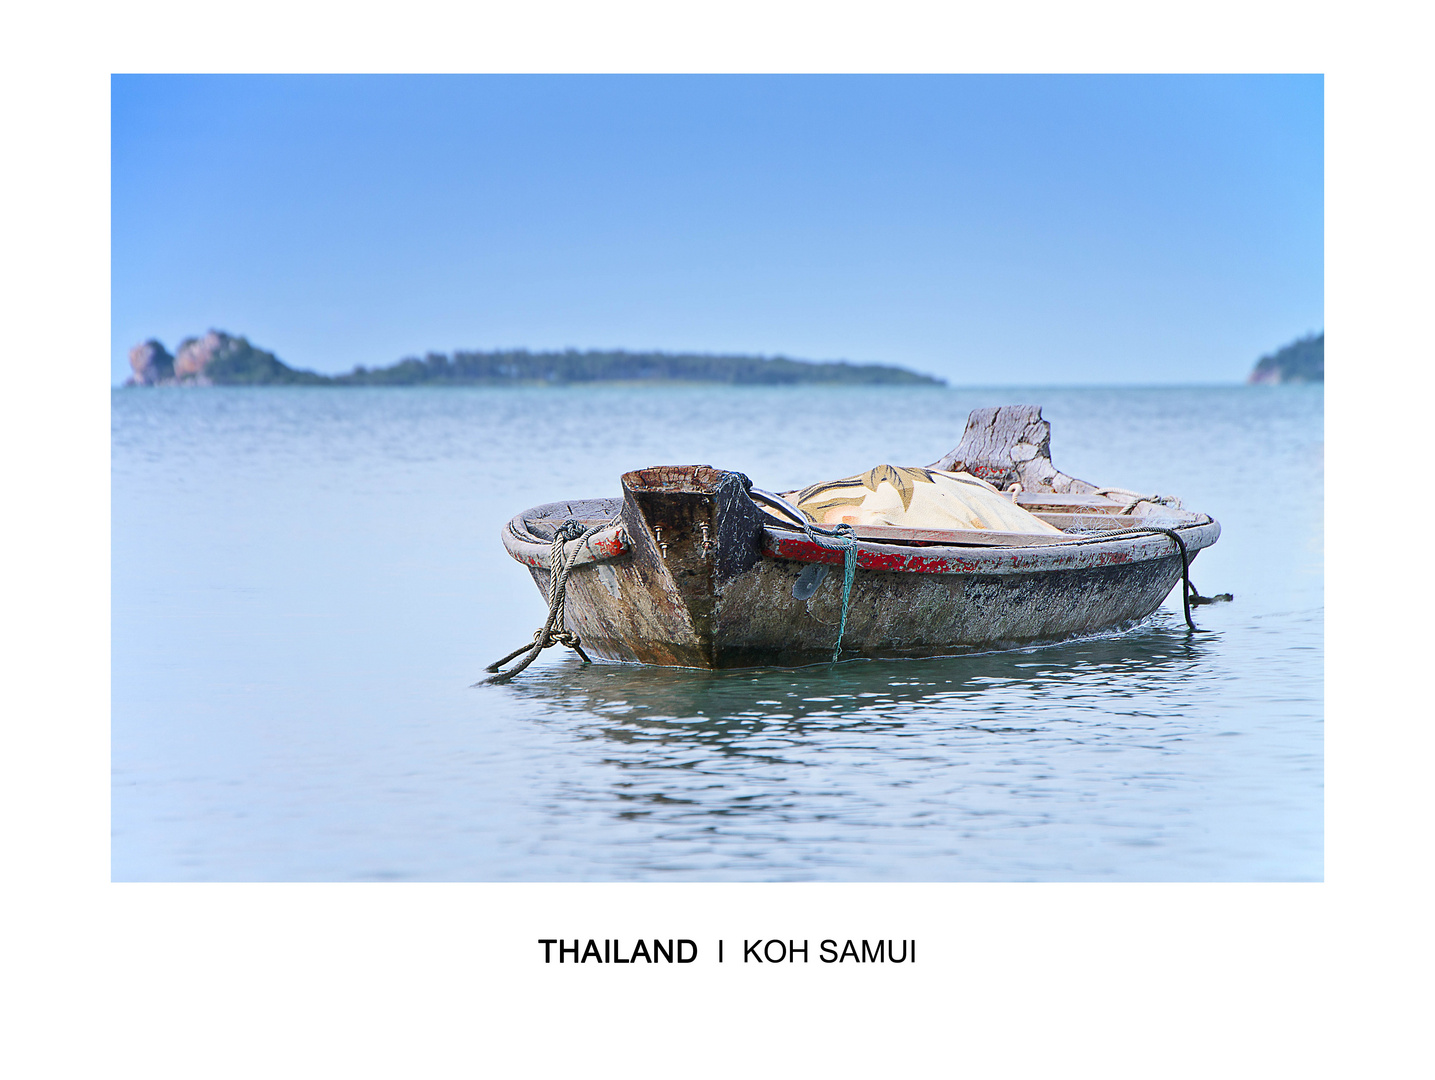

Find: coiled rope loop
<box><xmin>483</xmin><ymin>516</ymin><xmax>618</xmax><ymax>684</ymax></box>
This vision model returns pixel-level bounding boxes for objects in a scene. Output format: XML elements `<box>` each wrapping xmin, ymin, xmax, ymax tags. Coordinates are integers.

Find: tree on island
<box><xmin>1248</xmin><ymin>332</ymin><xmax>1323</xmax><ymax>385</ymax></box>
<box><xmin>123</xmin><ymin>332</ymin><xmax>945</xmax><ymax>387</ymax></box>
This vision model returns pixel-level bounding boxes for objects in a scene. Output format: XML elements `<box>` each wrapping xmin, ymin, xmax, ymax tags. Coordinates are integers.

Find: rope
<box><xmin>1072</xmin><ymin>523</ymin><xmax>1230</xmax><ymax>631</ymax></box>
<box><xmin>1092</xmin><ymin>487</ymin><xmax>1183</xmax><ymax>515</ymax></box>
<box><xmin>747</xmin><ymin>493</ymin><xmax>861</xmax><ymax>662</ymax></box>
<box><xmin>1143</xmin><ymin>526</ymin><xmax>1199</xmax><ymax>630</ymax></box>
<box><xmin>828</xmin><ymin>524</ymin><xmax>857</xmax><ymax>662</ymax></box>
<box><xmin>482</xmin><ymin>516</ymin><xmax>617</xmax><ymax>684</ymax></box>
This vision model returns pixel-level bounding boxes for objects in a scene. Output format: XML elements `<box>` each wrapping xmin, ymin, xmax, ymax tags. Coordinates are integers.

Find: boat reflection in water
<box><xmin>499</xmin><ymin>616</ymin><xmax>1217</xmax><ymax>853</ymax></box>
<box><xmin>513</xmin><ymin>619</ymin><xmax>1210</xmax><ymax>735</ymax></box>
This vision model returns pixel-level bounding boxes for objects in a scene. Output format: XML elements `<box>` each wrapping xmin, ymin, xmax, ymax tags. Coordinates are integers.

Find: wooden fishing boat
<box><xmin>491</xmin><ymin>406</ymin><xmax>1221</xmax><ymax>676</ymax></box>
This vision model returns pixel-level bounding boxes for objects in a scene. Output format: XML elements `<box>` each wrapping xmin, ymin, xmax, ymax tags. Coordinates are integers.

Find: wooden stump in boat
<box><xmin>928</xmin><ymin>404</ymin><xmax>1098</xmax><ymax>494</ymax></box>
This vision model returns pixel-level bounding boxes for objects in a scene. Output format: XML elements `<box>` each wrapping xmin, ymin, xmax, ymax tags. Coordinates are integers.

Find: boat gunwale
<box><xmin>501</xmin><ymin>498</ymin><xmax>1220</xmax><ymax>576</ymax></box>
<box><xmin>758</xmin><ymin>517</ymin><xmax>1219</xmax><ymax>575</ymax></box>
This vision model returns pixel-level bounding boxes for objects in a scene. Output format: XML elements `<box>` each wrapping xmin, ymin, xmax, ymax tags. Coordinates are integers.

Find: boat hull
<box><xmin>530</xmin><ymin>550</ymin><xmax>1192</xmax><ymax>668</ymax></box>
<box><xmin>502</xmin><ymin>466</ymin><xmax>1220</xmax><ymax>670</ymax></box>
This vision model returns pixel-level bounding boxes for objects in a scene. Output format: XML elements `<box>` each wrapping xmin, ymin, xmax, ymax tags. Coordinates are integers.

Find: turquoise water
<box><xmin>111</xmin><ymin>384</ymin><xmax>1322</xmax><ymax>880</ymax></box>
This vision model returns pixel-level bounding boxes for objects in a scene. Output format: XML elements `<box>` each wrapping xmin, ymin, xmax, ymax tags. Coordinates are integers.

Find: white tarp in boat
<box><xmin>784</xmin><ymin>465</ymin><xmax>1062</xmax><ymax>534</ymax></box>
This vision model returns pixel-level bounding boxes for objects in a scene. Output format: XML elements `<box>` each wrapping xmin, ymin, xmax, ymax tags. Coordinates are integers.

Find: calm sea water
<box><xmin>112</xmin><ymin>384</ymin><xmax>1322</xmax><ymax>881</ymax></box>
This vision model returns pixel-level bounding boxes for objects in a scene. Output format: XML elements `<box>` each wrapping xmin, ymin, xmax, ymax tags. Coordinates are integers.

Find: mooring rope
<box><xmin>1138</xmin><ymin>526</ymin><xmax>1231</xmax><ymax>630</ymax></box>
<box><xmin>827</xmin><ymin>524</ymin><xmax>858</xmax><ymax>662</ymax></box>
<box><xmin>1063</xmin><ymin>523</ymin><xmax>1231</xmax><ymax>631</ymax></box>
<box><xmin>739</xmin><ymin>490</ymin><xmax>863</xmax><ymax>662</ymax></box>
<box><xmin>1140</xmin><ymin>526</ymin><xmax>1200</xmax><ymax>631</ymax></box>
<box><xmin>482</xmin><ymin>516</ymin><xmax>618</xmax><ymax>684</ymax></box>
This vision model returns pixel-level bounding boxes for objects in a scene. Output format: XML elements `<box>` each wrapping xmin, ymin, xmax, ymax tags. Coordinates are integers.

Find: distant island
<box><xmin>1248</xmin><ymin>332</ymin><xmax>1323</xmax><ymax>385</ymax></box>
<box><xmin>124</xmin><ymin>331</ymin><xmax>945</xmax><ymax>387</ymax></box>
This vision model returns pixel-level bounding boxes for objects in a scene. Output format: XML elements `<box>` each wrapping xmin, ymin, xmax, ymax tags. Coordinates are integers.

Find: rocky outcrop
<box><xmin>123</xmin><ymin>331</ymin><xmax>326</xmax><ymax>386</ymax></box>
<box><xmin>1249</xmin><ymin>332</ymin><xmax>1323</xmax><ymax>384</ymax></box>
<box><xmin>127</xmin><ymin>340</ymin><xmax>174</xmax><ymax>385</ymax></box>
<box><xmin>172</xmin><ymin>331</ymin><xmax>226</xmax><ymax>383</ymax></box>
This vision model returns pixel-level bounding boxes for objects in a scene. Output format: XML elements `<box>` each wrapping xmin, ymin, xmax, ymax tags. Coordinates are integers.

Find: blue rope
<box><xmin>831</xmin><ymin>524</ymin><xmax>857</xmax><ymax>662</ymax></box>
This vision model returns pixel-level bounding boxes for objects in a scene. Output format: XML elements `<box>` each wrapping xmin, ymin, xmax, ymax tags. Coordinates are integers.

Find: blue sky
<box><xmin>111</xmin><ymin>75</ymin><xmax>1322</xmax><ymax>385</ymax></box>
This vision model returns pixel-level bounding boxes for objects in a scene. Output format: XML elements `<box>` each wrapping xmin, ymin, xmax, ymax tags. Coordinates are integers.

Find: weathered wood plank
<box><xmin>929</xmin><ymin>405</ymin><xmax>1099</xmax><ymax>494</ymax></box>
<box><xmin>1013</xmin><ymin>492</ymin><xmax>1124</xmax><ymax>510</ymax></box>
